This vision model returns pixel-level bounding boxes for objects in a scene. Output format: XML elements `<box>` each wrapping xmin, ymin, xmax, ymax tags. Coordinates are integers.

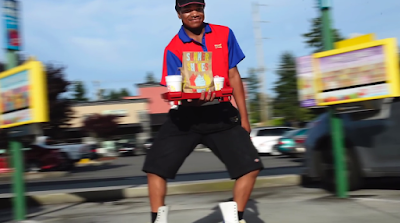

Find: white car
<box><xmin>250</xmin><ymin>127</ymin><xmax>296</xmax><ymax>155</ymax></box>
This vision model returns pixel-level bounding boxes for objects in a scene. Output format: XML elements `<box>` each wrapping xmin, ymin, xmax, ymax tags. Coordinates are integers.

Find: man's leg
<box><xmin>147</xmin><ymin>173</ymin><xmax>167</xmax><ymax>213</ymax></box>
<box><xmin>233</xmin><ymin>169</ymin><xmax>260</xmax><ymax>212</ymax></box>
<box><xmin>203</xmin><ymin>125</ymin><xmax>264</xmax><ymax>221</ymax></box>
<box><xmin>142</xmin><ymin>111</ymin><xmax>201</xmax><ymax>222</ymax></box>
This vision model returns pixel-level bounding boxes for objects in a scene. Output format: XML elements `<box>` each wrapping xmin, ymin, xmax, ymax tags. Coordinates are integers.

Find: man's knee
<box><xmin>147</xmin><ymin>172</ymin><xmax>168</xmax><ymax>181</ymax></box>
<box><xmin>237</xmin><ymin>169</ymin><xmax>260</xmax><ymax>180</ymax></box>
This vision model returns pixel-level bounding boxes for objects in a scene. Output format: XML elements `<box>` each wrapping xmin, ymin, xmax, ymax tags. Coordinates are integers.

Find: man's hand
<box><xmin>187</xmin><ymin>90</ymin><xmax>216</xmax><ymax>106</ymax></box>
<box><xmin>241</xmin><ymin>119</ymin><xmax>251</xmax><ymax>134</ymax></box>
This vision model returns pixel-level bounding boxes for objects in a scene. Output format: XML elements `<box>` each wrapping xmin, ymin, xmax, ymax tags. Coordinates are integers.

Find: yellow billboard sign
<box><xmin>335</xmin><ymin>34</ymin><xmax>375</xmax><ymax>49</ymax></box>
<box><xmin>0</xmin><ymin>60</ymin><xmax>48</xmax><ymax>128</ymax></box>
<box><xmin>313</xmin><ymin>38</ymin><xmax>400</xmax><ymax>106</ymax></box>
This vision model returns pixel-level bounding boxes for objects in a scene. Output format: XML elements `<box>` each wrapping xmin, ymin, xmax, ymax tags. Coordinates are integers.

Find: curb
<box><xmin>75</xmin><ymin>160</ymin><xmax>114</xmax><ymax>167</ymax></box>
<box><xmin>0</xmin><ymin>175</ymin><xmax>299</xmax><ymax>208</ymax></box>
<box><xmin>0</xmin><ymin>172</ymin><xmax>69</xmax><ymax>181</ymax></box>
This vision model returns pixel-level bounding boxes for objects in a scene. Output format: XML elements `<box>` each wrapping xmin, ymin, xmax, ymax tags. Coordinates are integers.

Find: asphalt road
<box><xmin>73</xmin><ymin>151</ymin><xmax>302</xmax><ymax>180</ymax></box>
<box><xmin>0</xmin><ymin>151</ymin><xmax>303</xmax><ymax>194</ymax></box>
<box><xmin>2</xmin><ymin>186</ymin><xmax>400</xmax><ymax>223</ymax></box>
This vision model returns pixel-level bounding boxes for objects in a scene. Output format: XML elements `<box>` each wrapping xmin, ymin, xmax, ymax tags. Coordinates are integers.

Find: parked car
<box><xmin>0</xmin><ymin>149</ymin><xmax>12</xmax><ymax>173</ymax></box>
<box><xmin>24</xmin><ymin>145</ymin><xmax>67</xmax><ymax>172</ymax></box>
<box><xmin>87</xmin><ymin>143</ymin><xmax>100</xmax><ymax>160</ymax></box>
<box><xmin>82</xmin><ymin>137</ymin><xmax>101</xmax><ymax>160</ymax></box>
<box><xmin>33</xmin><ymin>136</ymin><xmax>92</xmax><ymax>169</ymax></box>
<box><xmin>277</xmin><ymin>128</ymin><xmax>308</xmax><ymax>157</ymax></box>
<box><xmin>304</xmin><ymin>98</ymin><xmax>400</xmax><ymax>192</ymax></box>
<box><xmin>250</xmin><ymin>127</ymin><xmax>296</xmax><ymax>155</ymax></box>
<box><xmin>143</xmin><ymin>138</ymin><xmax>153</xmax><ymax>150</ymax></box>
<box><xmin>117</xmin><ymin>139</ymin><xmax>137</xmax><ymax>156</ymax></box>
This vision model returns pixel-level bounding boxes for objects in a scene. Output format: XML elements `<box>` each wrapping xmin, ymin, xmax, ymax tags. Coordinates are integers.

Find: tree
<box><xmin>302</xmin><ymin>17</ymin><xmax>345</xmax><ymax>53</ymax></box>
<box><xmin>247</xmin><ymin>68</ymin><xmax>261</xmax><ymax>124</ymax></box>
<box><xmin>104</xmin><ymin>88</ymin><xmax>131</xmax><ymax>100</ymax></box>
<box><xmin>71</xmin><ymin>81</ymin><xmax>88</xmax><ymax>102</ymax></box>
<box><xmin>82</xmin><ymin>114</ymin><xmax>120</xmax><ymax>138</ymax></box>
<box><xmin>104</xmin><ymin>90</ymin><xmax>120</xmax><ymax>100</ymax></box>
<box><xmin>42</xmin><ymin>64</ymin><xmax>75</xmax><ymax>139</ymax></box>
<box><xmin>119</xmin><ymin>88</ymin><xmax>131</xmax><ymax>97</ymax></box>
<box><xmin>146</xmin><ymin>72</ymin><xmax>156</xmax><ymax>83</ymax></box>
<box><xmin>273</xmin><ymin>52</ymin><xmax>314</xmax><ymax>124</ymax></box>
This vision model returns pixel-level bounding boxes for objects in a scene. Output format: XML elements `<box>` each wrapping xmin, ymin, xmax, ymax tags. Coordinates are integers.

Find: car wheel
<box><xmin>26</xmin><ymin>161</ymin><xmax>41</xmax><ymax>173</ymax></box>
<box><xmin>316</xmin><ymin>146</ymin><xmax>362</xmax><ymax>192</ymax></box>
<box><xmin>134</xmin><ymin>147</ymin><xmax>146</xmax><ymax>156</ymax></box>
<box><xmin>270</xmin><ymin>145</ymin><xmax>282</xmax><ymax>156</ymax></box>
<box><xmin>289</xmin><ymin>153</ymin><xmax>300</xmax><ymax>158</ymax></box>
<box><xmin>91</xmin><ymin>153</ymin><xmax>99</xmax><ymax>160</ymax></box>
<box><xmin>61</xmin><ymin>153</ymin><xmax>75</xmax><ymax>171</ymax></box>
<box><xmin>128</xmin><ymin>150</ymin><xmax>136</xmax><ymax>156</ymax></box>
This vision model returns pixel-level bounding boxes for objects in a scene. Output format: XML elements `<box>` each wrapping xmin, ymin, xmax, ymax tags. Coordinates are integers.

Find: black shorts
<box><xmin>142</xmin><ymin>102</ymin><xmax>264</xmax><ymax>180</ymax></box>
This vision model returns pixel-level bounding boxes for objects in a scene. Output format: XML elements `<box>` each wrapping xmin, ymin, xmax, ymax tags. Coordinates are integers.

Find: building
<box><xmin>123</xmin><ymin>83</ymin><xmax>172</xmax><ymax>133</ymax></box>
<box><xmin>66</xmin><ymin>79</ymin><xmax>249</xmax><ymax>143</ymax></box>
<box><xmin>65</xmin><ymin>98</ymin><xmax>150</xmax><ymax>143</ymax></box>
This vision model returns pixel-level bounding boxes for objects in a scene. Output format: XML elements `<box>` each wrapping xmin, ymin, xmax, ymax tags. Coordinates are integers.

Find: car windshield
<box><xmin>256</xmin><ymin>128</ymin><xmax>294</xmax><ymax>137</ymax></box>
<box><xmin>282</xmin><ymin>129</ymin><xmax>299</xmax><ymax>138</ymax></box>
<box><xmin>297</xmin><ymin>128</ymin><xmax>309</xmax><ymax>136</ymax></box>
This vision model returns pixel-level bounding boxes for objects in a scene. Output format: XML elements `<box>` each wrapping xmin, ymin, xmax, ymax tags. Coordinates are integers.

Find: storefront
<box><xmin>66</xmin><ymin>98</ymin><xmax>151</xmax><ymax>147</ymax></box>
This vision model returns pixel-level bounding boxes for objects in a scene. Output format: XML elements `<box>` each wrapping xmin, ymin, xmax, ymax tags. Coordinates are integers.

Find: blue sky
<box><xmin>3</xmin><ymin>0</ymin><xmax>400</xmax><ymax>99</ymax></box>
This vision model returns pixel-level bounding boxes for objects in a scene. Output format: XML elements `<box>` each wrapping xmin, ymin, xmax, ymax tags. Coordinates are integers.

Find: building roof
<box><xmin>72</xmin><ymin>98</ymin><xmax>148</xmax><ymax>107</ymax></box>
<box><xmin>136</xmin><ymin>82</ymin><xmax>163</xmax><ymax>88</ymax></box>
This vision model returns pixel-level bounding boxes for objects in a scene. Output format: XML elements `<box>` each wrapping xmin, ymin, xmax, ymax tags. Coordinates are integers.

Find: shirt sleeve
<box><xmin>160</xmin><ymin>49</ymin><xmax>182</xmax><ymax>86</ymax></box>
<box><xmin>227</xmin><ymin>29</ymin><xmax>246</xmax><ymax>69</ymax></box>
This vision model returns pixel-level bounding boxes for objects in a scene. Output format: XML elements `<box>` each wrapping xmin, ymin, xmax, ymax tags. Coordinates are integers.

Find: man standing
<box><xmin>142</xmin><ymin>1</ymin><xmax>264</xmax><ymax>222</ymax></box>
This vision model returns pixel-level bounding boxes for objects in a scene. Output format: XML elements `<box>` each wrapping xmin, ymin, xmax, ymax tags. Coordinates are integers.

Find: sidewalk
<box><xmin>2</xmin><ymin>186</ymin><xmax>400</xmax><ymax>223</ymax></box>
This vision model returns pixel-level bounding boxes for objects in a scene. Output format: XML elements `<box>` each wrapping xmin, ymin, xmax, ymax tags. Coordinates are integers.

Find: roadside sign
<box><xmin>0</xmin><ymin>60</ymin><xmax>48</xmax><ymax>129</ymax></box>
<box><xmin>296</xmin><ymin>55</ymin><xmax>317</xmax><ymax>108</ymax></box>
<box><xmin>313</xmin><ymin>38</ymin><xmax>400</xmax><ymax>106</ymax></box>
<box><xmin>3</xmin><ymin>0</ymin><xmax>20</xmax><ymax>50</ymax></box>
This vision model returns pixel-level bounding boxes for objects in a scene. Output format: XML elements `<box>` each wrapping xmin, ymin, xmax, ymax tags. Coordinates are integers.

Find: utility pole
<box><xmin>92</xmin><ymin>81</ymin><xmax>104</xmax><ymax>101</ymax></box>
<box><xmin>318</xmin><ymin>0</ymin><xmax>348</xmax><ymax>198</ymax></box>
<box><xmin>252</xmin><ymin>2</ymin><xmax>269</xmax><ymax>125</ymax></box>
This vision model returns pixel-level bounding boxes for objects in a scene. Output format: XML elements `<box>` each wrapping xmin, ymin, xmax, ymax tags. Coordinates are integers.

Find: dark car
<box><xmin>87</xmin><ymin>144</ymin><xmax>100</xmax><ymax>160</ymax></box>
<box><xmin>143</xmin><ymin>138</ymin><xmax>153</xmax><ymax>150</ymax></box>
<box><xmin>117</xmin><ymin>139</ymin><xmax>137</xmax><ymax>156</ymax></box>
<box><xmin>277</xmin><ymin>128</ymin><xmax>308</xmax><ymax>157</ymax></box>
<box><xmin>304</xmin><ymin>98</ymin><xmax>400</xmax><ymax>192</ymax></box>
<box><xmin>24</xmin><ymin>145</ymin><xmax>66</xmax><ymax>172</ymax></box>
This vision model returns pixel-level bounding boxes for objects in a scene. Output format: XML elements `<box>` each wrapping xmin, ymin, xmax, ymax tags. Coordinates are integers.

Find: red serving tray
<box><xmin>162</xmin><ymin>87</ymin><xmax>233</xmax><ymax>105</ymax></box>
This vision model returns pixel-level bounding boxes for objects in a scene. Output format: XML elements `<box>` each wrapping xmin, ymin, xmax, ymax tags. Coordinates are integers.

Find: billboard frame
<box><xmin>313</xmin><ymin>38</ymin><xmax>400</xmax><ymax>106</ymax></box>
<box><xmin>0</xmin><ymin>60</ymin><xmax>48</xmax><ymax>129</ymax></box>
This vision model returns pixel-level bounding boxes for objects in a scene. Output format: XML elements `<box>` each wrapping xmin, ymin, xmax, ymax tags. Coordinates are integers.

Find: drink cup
<box><xmin>213</xmin><ymin>76</ymin><xmax>225</xmax><ymax>91</ymax></box>
<box><xmin>166</xmin><ymin>75</ymin><xmax>182</xmax><ymax>92</ymax></box>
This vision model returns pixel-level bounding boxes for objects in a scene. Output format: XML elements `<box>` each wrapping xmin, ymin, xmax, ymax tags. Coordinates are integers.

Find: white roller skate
<box><xmin>219</xmin><ymin>201</ymin><xmax>246</xmax><ymax>223</ymax></box>
<box><xmin>154</xmin><ymin>206</ymin><xmax>169</xmax><ymax>223</ymax></box>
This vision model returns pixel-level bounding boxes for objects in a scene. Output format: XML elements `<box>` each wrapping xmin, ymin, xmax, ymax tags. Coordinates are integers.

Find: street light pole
<box><xmin>318</xmin><ymin>0</ymin><xmax>348</xmax><ymax>198</ymax></box>
<box><xmin>3</xmin><ymin>0</ymin><xmax>27</xmax><ymax>219</ymax></box>
<box><xmin>252</xmin><ymin>2</ymin><xmax>269</xmax><ymax>125</ymax></box>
